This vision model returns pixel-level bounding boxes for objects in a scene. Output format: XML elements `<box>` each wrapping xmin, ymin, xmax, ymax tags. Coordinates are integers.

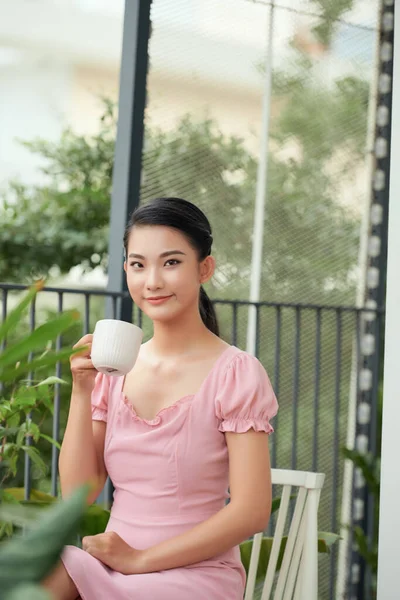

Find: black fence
<box><xmin>0</xmin><ymin>282</ymin><xmax>384</xmax><ymax>598</ymax></box>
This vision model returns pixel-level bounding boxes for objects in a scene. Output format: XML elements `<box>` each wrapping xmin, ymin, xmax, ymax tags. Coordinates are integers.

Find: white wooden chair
<box><xmin>244</xmin><ymin>468</ymin><xmax>325</xmax><ymax>600</ymax></box>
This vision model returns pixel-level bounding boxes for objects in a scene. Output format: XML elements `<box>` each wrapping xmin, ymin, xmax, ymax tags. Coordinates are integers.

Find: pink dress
<box><xmin>61</xmin><ymin>345</ymin><xmax>278</xmax><ymax>599</ymax></box>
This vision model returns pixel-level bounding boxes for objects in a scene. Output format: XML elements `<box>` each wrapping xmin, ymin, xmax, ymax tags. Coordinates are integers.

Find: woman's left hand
<box><xmin>82</xmin><ymin>532</ymin><xmax>147</xmax><ymax>575</ymax></box>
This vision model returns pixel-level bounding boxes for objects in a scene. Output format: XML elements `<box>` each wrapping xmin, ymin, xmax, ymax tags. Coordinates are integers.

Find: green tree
<box><xmin>0</xmin><ymin>70</ymin><xmax>366</xmax><ymax>304</ymax></box>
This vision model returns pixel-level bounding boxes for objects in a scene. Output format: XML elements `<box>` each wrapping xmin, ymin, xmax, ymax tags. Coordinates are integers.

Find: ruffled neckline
<box><xmin>122</xmin><ymin>392</ymin><xmax>194</xmax><ymax>426</ymax></box>
<box><xmin>120</xmin><ymin>344</ymin><xmax>239</xmax><ymax>427</ymax></box>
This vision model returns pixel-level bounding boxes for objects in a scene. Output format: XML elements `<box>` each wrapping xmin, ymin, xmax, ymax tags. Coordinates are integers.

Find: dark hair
<box><xmin>124</xmin><ymin>197</ymin><xmax>219</xmax><ymax>336</ymax></box>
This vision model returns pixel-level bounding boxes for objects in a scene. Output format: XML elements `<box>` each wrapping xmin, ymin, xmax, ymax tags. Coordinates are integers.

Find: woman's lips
<box><xmin>145</xmin><ymin>295</ymin><xmax>173</xmax><ymax>305</ymax></box>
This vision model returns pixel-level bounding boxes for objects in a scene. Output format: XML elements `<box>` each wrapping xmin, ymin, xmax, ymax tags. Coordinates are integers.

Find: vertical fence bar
<box><xmin>366</xmin><ymin>307</ymin><xmax>382</xmax><ymax>598</ymax></box>
<box><xmin>24</xmin><ymin>296</ymin><xmax>36</xmax><ymax>501</ymax></box>
<box><xmin>267</xmin><ymin>305</ymin><xmax>281</xmax><ymax>537</ymax></box>
<box><xmin>347</xmin><ymin>309</ymin><xmax>363</xmax><ymax>597</ymax></box>
<box><xmin>348</xmin><ymin>0</ymin><xmax>393</xmax><ymax>594</ymax></box>
<box><xmin>0</xmin><ymin>288</ymin><xmax>8</xmax><ymax>394</ymax></box>
<box><xmin>83</xmin><ymin>294</ymin><xmax>90</xmax><ymax>335</ymax></box>
<box><xmin>329</xmin><ymin>308</ymin><xmax>342</xmax><ymax>599</ymax></box>
<box><xmin>291</xmin><ymin>306</ymin><xmax>301</xmax><ymax>470</ymax></box>
<box><xmin>272</xmin><ymin>305</ymin><xmax>281</xmax><ymax>470</ymax></box>
<box><xmin>1</xmin><ymin>288</ymin><xmax>7</xmax><ymax>341</ymax></box>
<box><xmin>106</xmin><ymin>0</ymin><xmax>152</xmax><ymax>323</ymax></box>
<box><xmin>255</xmin><ymin>304</ymin><xmax>260</xmax><ymax>359</ymax></box>
<box><xmin>51</xmin><ymin>292</ymin><xmax>63</xmax><ymax>497</ymax></box>
<box><xmin>369</xmin><ymin>309</ymin><xmax>381</xmax><ymax>459</ymax></box>
<box><xmin>232</xmin><ymin>303</ymin><xmax>238</xmax><ymax>347</ymax></box>
<box><xmin>112</xmin><ymin>296</ymin><xmax>118</xmax><ymax>320</ymax></box>
<box><xmin>312</xmin><ymin>308</ymin><xmax>322</xmax><ymax>472</ymax></box>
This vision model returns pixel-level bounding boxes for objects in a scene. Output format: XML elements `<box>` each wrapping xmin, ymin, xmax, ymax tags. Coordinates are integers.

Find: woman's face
<box><xmin>124</xmin><ymin>225</ymin><xmax>214</xmax><ymax>324</ymax></box>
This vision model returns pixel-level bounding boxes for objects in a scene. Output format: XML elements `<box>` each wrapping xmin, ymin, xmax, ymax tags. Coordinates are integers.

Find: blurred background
<box><xmin>0</xmin><ymin>1</ymin><xmax>390</xmax><ymax>599</ymax></box>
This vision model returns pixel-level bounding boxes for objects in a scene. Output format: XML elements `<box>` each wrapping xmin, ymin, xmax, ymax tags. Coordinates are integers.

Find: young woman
<box><xmin>44</xmin><ymin>197</ymin><xmax>278</xmax><ymax>600</ymax></box>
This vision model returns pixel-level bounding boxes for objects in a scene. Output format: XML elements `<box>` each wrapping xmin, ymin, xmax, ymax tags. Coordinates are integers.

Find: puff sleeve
<box><xmin>91</xmin><ymin>373</ymin><xmax>110</xmax><ymax>422</ymax></box>
<box><xmin>215</xmin><ymin>353</ymin><xmax>278</xmax><ymax>434</ymax></box>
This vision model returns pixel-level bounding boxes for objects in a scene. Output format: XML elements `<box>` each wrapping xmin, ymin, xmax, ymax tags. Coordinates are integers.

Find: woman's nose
<box><xmin>146</xmin><ymin>267</ymin><xmax>163</xmax><ymax>290</ymax></box>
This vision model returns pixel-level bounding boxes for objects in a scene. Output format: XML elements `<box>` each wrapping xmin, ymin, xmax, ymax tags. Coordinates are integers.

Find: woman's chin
<box><xmin>141</xmin><ymin>303</ymin><xmax>181</xmax><ymax>322</ymax></box>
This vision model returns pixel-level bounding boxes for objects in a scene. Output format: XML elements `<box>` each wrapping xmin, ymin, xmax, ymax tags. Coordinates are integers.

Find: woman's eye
<box><xmin>130</xmin><ymin>262</ymin><xmax>143</xmax><ymax>269</ymax></box>
<box><xmin>165</xmin><ymin>259</ymin><xmax>181</xmax><ymax>267</ymax></box>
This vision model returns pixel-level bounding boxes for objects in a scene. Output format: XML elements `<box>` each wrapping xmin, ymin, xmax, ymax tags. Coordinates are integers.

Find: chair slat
<box><xmin>244</xmin><ymin>533</ymin><xmax>264</xmax><ymax>600</ymax></box>
<box><xmin>244</xmin><ymin>469</ymin><xmax>325</xmax><ymax>600</ymax></box>
<box><xmin>274</xmin><ymin>487</ymin><xmax>307</xmax><ymax>599</ymax></box>
<box><xmin>260</xmin><ymin>484</ymin><xmax>292</xmax><ymax>600</ymax></box>
<box><xmin>283</xmin><ymin>509</ymin><xmax>307</xmax><ymax>599</ymax></box>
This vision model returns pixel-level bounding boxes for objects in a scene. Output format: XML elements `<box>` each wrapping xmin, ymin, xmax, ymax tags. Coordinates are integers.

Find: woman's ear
<box><xmin>200</xmin><ymin>256</ymin><xmax>216</xmax><ymax>284</ymax></box>
<box><xmin>123</xmin><ymin>261</ymin><xmax>127</xmax><ymax>273</ymax></box>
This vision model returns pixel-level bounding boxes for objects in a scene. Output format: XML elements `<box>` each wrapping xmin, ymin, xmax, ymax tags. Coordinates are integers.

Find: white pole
<box><xmin>246</xmin><ymin>0</ymin><xmax>275</xmax><ymax>356</ymax></box>
<box><xmin>336</xmin><ymin>3</ymin><xmax>381</xmax><ymax>595</ymax></box>
<box><xmin>376</xmin><ymin>5</ymin><xmax>399</xmax><ymax>598</ymax></box>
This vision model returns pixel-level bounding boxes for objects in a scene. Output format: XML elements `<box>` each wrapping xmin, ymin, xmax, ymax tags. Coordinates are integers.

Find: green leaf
<box><xmin>79</xmin><ymin>504</ymin><xmax>110</xmax><ymax>538</ymax></box>
<box><xmin>4</xmin><ymin>455</ymin><xmax>18</xmax><ymax>478</ymax></box>
<box><xmin>0</xmin><ymin>521</ymin><xmax>14</xmax><ymax>540</ymax></box>
<box><xmin>6</xmin><ymin>411</ymin><xmax>21</xmax><ymax>429</ymax></box>
<box><xmin>0</xmin><ymin>347</ymin><xmax>82</xmax><ymax>384</ymax></box>
<box><xmin>2</xmin><ymin>442</ymin><xmax>18</xmax><ymax>456</ymax></box>
<box><xmin>317</xmin><ymin>531</ymin><xmax>341</xmax><ymax>553</ymax></box>
<box><xmin>0</xmin><ymin>503</ymin><xmax>45</xmax><ymax>528</ymax></box>
<box><xmin>2</xmin><ymin>489</ymin><xmax>110</xmax><ymax>539</ymax></box>
<box><xmin>342</xmin><ymin>448</ymin><xmax>380</xmax><ymax>496</ymax></box>
<box><xmin>240</xmin><ymin>531</ymin><xmax>340</xmax><ymax>580</ymax></box>
<box><xmin>34</xmin><ymin>376</ymin><xmax>66</xmax><ymax>387</ymax></box>
<box><xmin>27</xmin><ymin>422</ymin><xmax>41</xmax><ymax>443</ymax></box>
<box><xmin>240</xmin><ymin>537</ymin><xmax>285</xmax><ymax>580</ymax></box>
<box><xmin>16</xmin><ymin>423</ymin><xmax>28</xmax><ymax>447</ymax></box>
<box><xmin>0</xmin><ymin>485</ymin><xmax>89</xmax><ymax>591</ymax></box>
<box><xmin>0</xmin><ymin>310</ymin><xmax>79</xmax><ymax>370</ymax></box>
<box><xmin>1</xmin><ymin>491</ymin><xmax>21</xmax><ymax>505</ymax></box>
<box><xmin>271</xmin><ymin>494</ymin><xmax>297</xmax><ymax>515</ymax></box>
<box><xmin>39</xmin><ymin>433</ymin><xmax>61</xmax><ymax>450</ymax></box>
<box><xmin>14</xmin><ymin>387</ymin><xmax>37</xmax><ymax>409</ymax></box>
<box><xmin>5</xmin><ymin>582</ymin><xmax>53</xmax><ymax>600</ymax></box>
<box><xmin>0</xmin><ymin>401</ymin><xmax>12</xmax><ymax>417</ymax></box>
<box><xmin>21</xmin><ymin>446</ymin><xmax>47</xmax><ymax>477</ymax></box>
<box><xmin>2</xmin><ymin>489</ymin><xmax>57</xmax><ymax>504</ymax></box>
<box><xmin>0</xmin><ymin>282</ymin><xmax>43</xmax><ymax>342</ymax></box>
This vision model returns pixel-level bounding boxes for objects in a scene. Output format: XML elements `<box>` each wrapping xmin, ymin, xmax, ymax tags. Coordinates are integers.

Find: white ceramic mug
<box><xmin>91</xmin><ymin>319</ymin><xmax>143</xmax><ymax>377</ymax></box>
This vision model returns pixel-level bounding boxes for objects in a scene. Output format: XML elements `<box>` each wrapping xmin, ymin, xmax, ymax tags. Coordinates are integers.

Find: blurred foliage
<box><xmin>0</xmin><ymin>65</ymin><xmax>367</xmax><ymax>305</ymax></box>
<box><xmin>310</xmin><ymin>0</ymin><xmax>356</xmax><ymax>46</ymax></box>
<box><xmin>0</xmin><ymin>283</ymin><xmax>80</xmax><ymax>536</ymax></box>
<box><xmin>2</xmin><ymin>487</ymin><xmax>110</xmax><ymax>542</ymax></box>
<box><xmin>0</xmin><ymin>485</ymin><xmax>89</xmax><ymax>600</ymax></box>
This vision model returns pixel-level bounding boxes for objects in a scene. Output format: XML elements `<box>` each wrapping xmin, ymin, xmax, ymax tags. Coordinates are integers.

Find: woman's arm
<box><xmin>59</xmin><ymin>335</ymin><xmax>108</xmax><ymax>505</ymax></box>
<box><xmin>139</xmin><ymin>430</ymin><xmax>272</xmax><ymax>573</ymax></box>
<box><xmin>59</xmin><ymin>391</ymin><xmax>107</xmax><ymax>505</ymax></box>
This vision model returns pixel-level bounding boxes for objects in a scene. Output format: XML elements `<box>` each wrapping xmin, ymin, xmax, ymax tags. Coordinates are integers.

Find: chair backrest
<box><xmin>244</xmin><ymin>468</ymin><xmax>325</xmax><ymax>600</ymax></box>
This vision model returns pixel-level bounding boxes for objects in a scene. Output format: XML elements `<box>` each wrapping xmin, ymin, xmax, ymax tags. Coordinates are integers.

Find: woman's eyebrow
<box><xmin>128</xmin><ymin>250</ymin><xmax>186</xmax><ymax>260</ymax></box>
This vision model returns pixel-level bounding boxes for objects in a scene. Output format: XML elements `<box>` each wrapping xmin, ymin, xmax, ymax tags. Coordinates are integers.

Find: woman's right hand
<box><xmin>70</xmin><ymin>334</ymin><xmax>97</xmax><ymax>395</ymax></box>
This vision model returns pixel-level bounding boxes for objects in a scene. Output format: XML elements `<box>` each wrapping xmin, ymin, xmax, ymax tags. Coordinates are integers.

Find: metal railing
<box><xmin>0</xmin><ymin>282</ymin><xmax>384</xmax><ymax>598</ymax></box>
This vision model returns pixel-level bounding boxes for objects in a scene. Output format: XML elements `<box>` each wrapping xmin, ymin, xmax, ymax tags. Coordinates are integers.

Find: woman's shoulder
<box><xmin>220</xmin><ymin>346</ymin><xmax>265</xmax><ymax>373</ymax></box>
<box><xmin>208</xmin><ymin>345</ymin><xmax>270</xmax><ymax>394</ymax></box>
<box><xmin>213</xmin><ymin>347</ymin><xmax>278</xmax><ymax>432</ymax></box>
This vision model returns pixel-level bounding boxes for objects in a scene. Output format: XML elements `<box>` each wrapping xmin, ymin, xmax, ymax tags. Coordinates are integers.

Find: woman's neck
<box><xmin>149</xmin><ymin>312</ymin><xmax>214</xmax><ymax>358</ymax></box>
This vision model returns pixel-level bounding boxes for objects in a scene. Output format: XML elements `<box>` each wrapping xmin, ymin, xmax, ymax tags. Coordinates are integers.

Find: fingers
<box><xmin>71</xmin><ymin>334</ymin><xmax>95</xmax><ymax>377</ymax></box>
<box><xmin>72</xmin><ymin>358</ymin><xmax>95</xmax><ymax>371</ymax></box>
<box><xmin>82</xmin><ymin>536</ymin><xmax>92</xmax><ymax>551</ymax></box>
<box><xmin>73</xmin><ymin>333</ymin><xmax>93</xmax><ymax>350</ymax></box>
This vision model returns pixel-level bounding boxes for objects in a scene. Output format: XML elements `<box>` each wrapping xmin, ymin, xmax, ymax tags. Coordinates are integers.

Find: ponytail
<box><xmin>199</xmin><ymin>286</ymin><xmax>219</xmax><ymax>337</ymax></box>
